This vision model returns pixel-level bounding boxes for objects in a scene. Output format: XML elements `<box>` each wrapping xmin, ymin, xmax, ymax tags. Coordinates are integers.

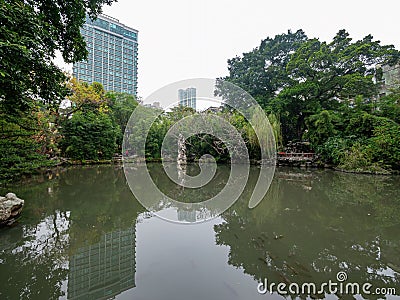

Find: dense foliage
<box><xmin>0</xmin><ymin>78</ymin><xmax>138</xmax><ymax>182</ymax></box>
<box><xmin>2</xmin><ymin>25</ymin><xmax>400</xmax><ymax>182</ymax></box>
<box><xmin>137</xmin><ymin>106</ymin><xmax>280</xmax><ymax>163</ymax></box>
<box><xmin>0</xmin><ymin>0</ymin><xmax>115</xmax><ymax>117</ymax></box>
<box><xmin>218</xmin><ymin>29</ymin><xmax>400</xmax><ymax>172</ymax></box>
<box><xmin>59</xmin><ymin>80</ymin><xmax>137</xmax><ymax>161</ymax></box>
<box><xmin>0</xmin><ymin>114</ymin><xmax>57</xmax><ymax>182</ymax></box>
<box><xmin>107</xmin><ymin>92</ymin><xmax>139</xmax><ymax>149</ymax></box>
<box><xmin>59</xmin><ymin>111</ymin><xmax>118</xmax><ymax>160</ymax></box>
<box><xmin>0</xmin><ymin>0</ymin><xmax>116</xmax><ymax>182</ymax></box>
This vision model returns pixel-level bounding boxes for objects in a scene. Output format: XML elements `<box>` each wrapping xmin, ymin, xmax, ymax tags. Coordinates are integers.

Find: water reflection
<box><xmin>124</xmin><ymin>162</ymin><xmax>247</xmax><ymax>223</ymax></box>
<box><xmin>0</xmin><ymin>211</ymin><xmax>70</xmax><ymax>299</ymax></box>
<box><xmin>0</xmin><ymin>165</ymin><xmax>399</xmax><ymax>299</ymax></box>
<box><xmin>0</xmin><ymin>166</ymin><xmax>144</xmax><ymax>300</ymax></box>
<box><xmin>68</xmin><ymin>226</ymin><xmax>136</xmax><ymax>299</ymax></box>
<box><xmin>215</xmin><ymin>168</ymin><xmax>400</xmax><ymax>299</ymax></box>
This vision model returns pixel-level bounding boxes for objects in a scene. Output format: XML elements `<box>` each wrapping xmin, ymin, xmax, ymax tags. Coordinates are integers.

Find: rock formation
<box><xmin>177</xmin><ymin>133</ymin><xmax>187</xmax><ymax>165</ymax></box>
<box><xmin>0</xmin><ymin>193</ymin><xmax>24</xmax><ymax>226</ymax></box>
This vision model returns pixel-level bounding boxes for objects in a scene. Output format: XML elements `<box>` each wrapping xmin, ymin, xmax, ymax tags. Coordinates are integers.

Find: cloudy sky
<box><xmin>57</xmin><ymin>0</ymin><xmax>400</xmax><ymax>103</ymax></box>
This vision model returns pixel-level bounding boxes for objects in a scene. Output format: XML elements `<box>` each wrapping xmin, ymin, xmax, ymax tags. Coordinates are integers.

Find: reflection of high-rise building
<box><xmin>177</xmin><ymin>208</ymin><xmax>197</xmax><ymax>223</ymax></box>
<box><xmin>178</xmin><ymin>87</ymin><xmax>196</xmax><ymax>110</ymax></box>
<box><xmin>67</xmin><ymin>226</ymin><xmax>136</xmax><ymax>299</ymax></box>
<box><xmin>72</xmin><ymin>14</ymin><xmax>138</xmax><ymax>96</ymax></box>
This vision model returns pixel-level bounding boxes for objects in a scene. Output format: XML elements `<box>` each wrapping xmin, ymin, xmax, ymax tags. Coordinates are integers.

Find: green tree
<box><xmin>317</xmin><ymin>113</ymin><xmax>400</xmax><ymax>171</ymax></box>
<box><xmin>65</xmin><ymin>77</ymin><xmax>108</xmax><ymax>116</ymax></box>
<box><xmin>274</xmin><ymin>30</ymin><xmax>399</xmax><ymax>140</ymax></box>
<box><xmin>105</xmin><ymin>92</ymin><xmax>138</xmax><ymax>149</ymax></box>
<box><xmin>304</xmin><ymin>110</ymin><xmax>337</xmax><ymax>147</ymax></box>
<box><xmin>0</xmin><ymin>113</ymin><xmax>56</xmax><ymax>182</ymax></box>
<box><xmin>375</xmin><ymin>87</ymin><xmax>400</xmax><ymax>123</ymax></box>
<box><xmin>216</xmin><ymin>30</ymin><xmax>308</xmax><ymax>109</ymax></box>
<box><xmin>59</xmin><ymin>111</ymin><xmax>118</xmax><ymax>160</ymax></box>
<box><xmin>368</xmin><ymin>119</ymin><xmax>400</xmax><ymax>170</ymax></box>
<box><xmin>166</xmin><ymin>106</ymin><xmax>196</xmax><ymax>122</ymax></box>
<box><xmin>125</xmin><ymin>105</ymin><xmax>163</xmax><ymax>158</ymax></box>
<box><xmin>107</xmin><ymin>92</ymin><xmax>138</xmax><ymax>135</ymax></box>
<box><xmin>59</xmin><ymin>80</ymin><xmax>119</xmax><ymax>160</ymax></box>
<box><xmin>218</xmin><ymin>29</ymin><xmax>399</xmax><ymax>142</ymax></box>
<box><xmin>0</xmin><ymin>0</ymin><xmax>115</xmax><ymax>117</ymax></box>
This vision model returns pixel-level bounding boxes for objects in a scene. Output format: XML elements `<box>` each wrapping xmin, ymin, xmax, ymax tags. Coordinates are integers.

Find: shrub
<box><xmin>59</xmin><ymin>111</ymin><xmax>119</xmax><ymax>160</ymax></box>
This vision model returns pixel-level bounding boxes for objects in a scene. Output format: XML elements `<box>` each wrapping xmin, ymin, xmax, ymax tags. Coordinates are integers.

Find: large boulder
<box><xmin>0</xmin><ymin>193</ymin><xmax>24</xmax><ymax>226</ymax></box>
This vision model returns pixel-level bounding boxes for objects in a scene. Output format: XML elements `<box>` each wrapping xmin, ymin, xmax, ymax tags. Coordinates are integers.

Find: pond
<box><xmin>0</xmin><ymin>164</ymin><xmax>399</xmax><ymax>299</ymax></box>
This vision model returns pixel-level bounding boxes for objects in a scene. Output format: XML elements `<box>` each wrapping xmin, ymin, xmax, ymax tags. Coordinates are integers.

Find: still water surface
<box><xmin>0</xmin><ymin>164</ymin><xmax>399</xmax><ymax>299</ymax></box>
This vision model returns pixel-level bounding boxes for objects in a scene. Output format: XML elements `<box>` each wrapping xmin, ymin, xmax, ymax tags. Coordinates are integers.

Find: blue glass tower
<box><xmin>72</xmin><ymin>14</ymin><xmax>138</xmax><ymax>96</ymax></box>
<box><xmin>178</xmin><ymin>87</ymin><xmax>196</xmax><ymax>110</ymax></box>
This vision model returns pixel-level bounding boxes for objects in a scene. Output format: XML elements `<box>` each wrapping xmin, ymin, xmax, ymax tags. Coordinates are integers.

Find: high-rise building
<box><xmin>72</xmin><ymin>14</ymin><xmax>138</xmax><ymax>96</ymax></box>
<box><xmin>378</xmin><ymin>64</ymin><xmax>400</xmax><ymax>97</ymax></box>
<box><xmin>178</xmin><ymin>87</ymin><xmax>196</xmax><ymax>110</ymax></box>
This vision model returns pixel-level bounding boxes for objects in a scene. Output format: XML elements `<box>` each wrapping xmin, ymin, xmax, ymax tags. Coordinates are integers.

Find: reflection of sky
<box><xmin>120</xmin><ymin>213</ymin><xmax>273</xmax><ymax>300</ymax></box>
<box><xmin>12</xmin><ymin>211</ymin><xmax>70</xmax><ymax>260</ymax></box>
<box><xmin>368</xmin><ymin>266</ymin><xmax>398</xmax><ymax>279</ymax></box>
<box><xmin>9</xmin><ymin>211</ymin><xmax>71</xmax><ymax>298</ymax></box>
<box><xmin>2</xmin><ymin>166</ymin><xmax>400</xmax><ymax>299</ymax></box>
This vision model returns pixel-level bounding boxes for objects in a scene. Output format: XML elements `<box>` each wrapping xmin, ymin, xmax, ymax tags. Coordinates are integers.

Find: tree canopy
<box><xmin>0</xmin><ymin>0</ymin><xmax>115</xmax><ymax>117</ymax></box>
<box><xmin>216</xmin><ymin>29</ymin><xmax>400</xmax><ymax>172</ymax></box>
<box><xmin>218</xmin><ymin>30</ymin><xmax>400</xmax><ymax>141</ymax></box>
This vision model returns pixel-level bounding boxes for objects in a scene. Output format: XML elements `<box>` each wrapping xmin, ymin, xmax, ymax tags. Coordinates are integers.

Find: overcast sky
<box><xmin>57</xmin><ymin>0</ymin><xmax>400</xmax><ymax>104</ymax></box>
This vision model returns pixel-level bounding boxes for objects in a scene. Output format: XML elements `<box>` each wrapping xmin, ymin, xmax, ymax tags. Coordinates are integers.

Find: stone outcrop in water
<box><xmin>177</xmin><ymin>134</ymin><xmax>187</xmax><ymax>165</ymax></box>
<box><xmin>0</xmin><ymin>193</ymin><xmax>24</xmax><ymax>226</ymax></box>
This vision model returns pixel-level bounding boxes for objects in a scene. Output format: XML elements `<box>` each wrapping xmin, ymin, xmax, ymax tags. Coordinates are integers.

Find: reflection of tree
<box><xmin>215</xmin><ymin>168</ymin><xmax>400</xmax><ymax>298</ymax></box>
<box><xmin>125</xmin><ymin>162</ymin><xmax>233</xmax><ymax>221</ymax></box>
<box><xmin>144</xmin><ymin>163</ymin><xmax>254</xmax><ymax>222</ymax></box>
<box><xmin>147</xmin><ymin>163</ymin><xmax>229</xmax><ymax>204</ymax></box>
<box><xmin>0</xmin><ymin>166</ymin><xmax>145</xmax><ymax>299</ymax></box>
<box><xmin>56</xmin><ymin>166</ymin><xmax>143</xmax><ymax>251</ymax></box>
<box><xmin>314</xmin><ymin>170</ymin><xmax>400</xmax><ymax>227</ymax></box>
<box><xmin>0</xmin><ymin>212</ymin><xmax>70</xmax><ymax>299</ymax></box>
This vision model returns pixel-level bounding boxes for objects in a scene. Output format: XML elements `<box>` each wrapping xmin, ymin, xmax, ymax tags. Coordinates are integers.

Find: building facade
<box><xmin>73</xmin><ymin>14</ymin><xmax>138</xmax><ymax>96</ymax></box>
<box><xmin>178</xmin><ymin>87</ymin><xmax>196</xmax><ymax>110</ymax></box>
<box><xmin>378</xmin><ymin>64</ymin><xmax>400</xmax><ymax>97</ymax></box>
<box><xmin>68</xmin><ymin>226</ymin><xmax>136</xmax><ymax>299</ymax></box>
